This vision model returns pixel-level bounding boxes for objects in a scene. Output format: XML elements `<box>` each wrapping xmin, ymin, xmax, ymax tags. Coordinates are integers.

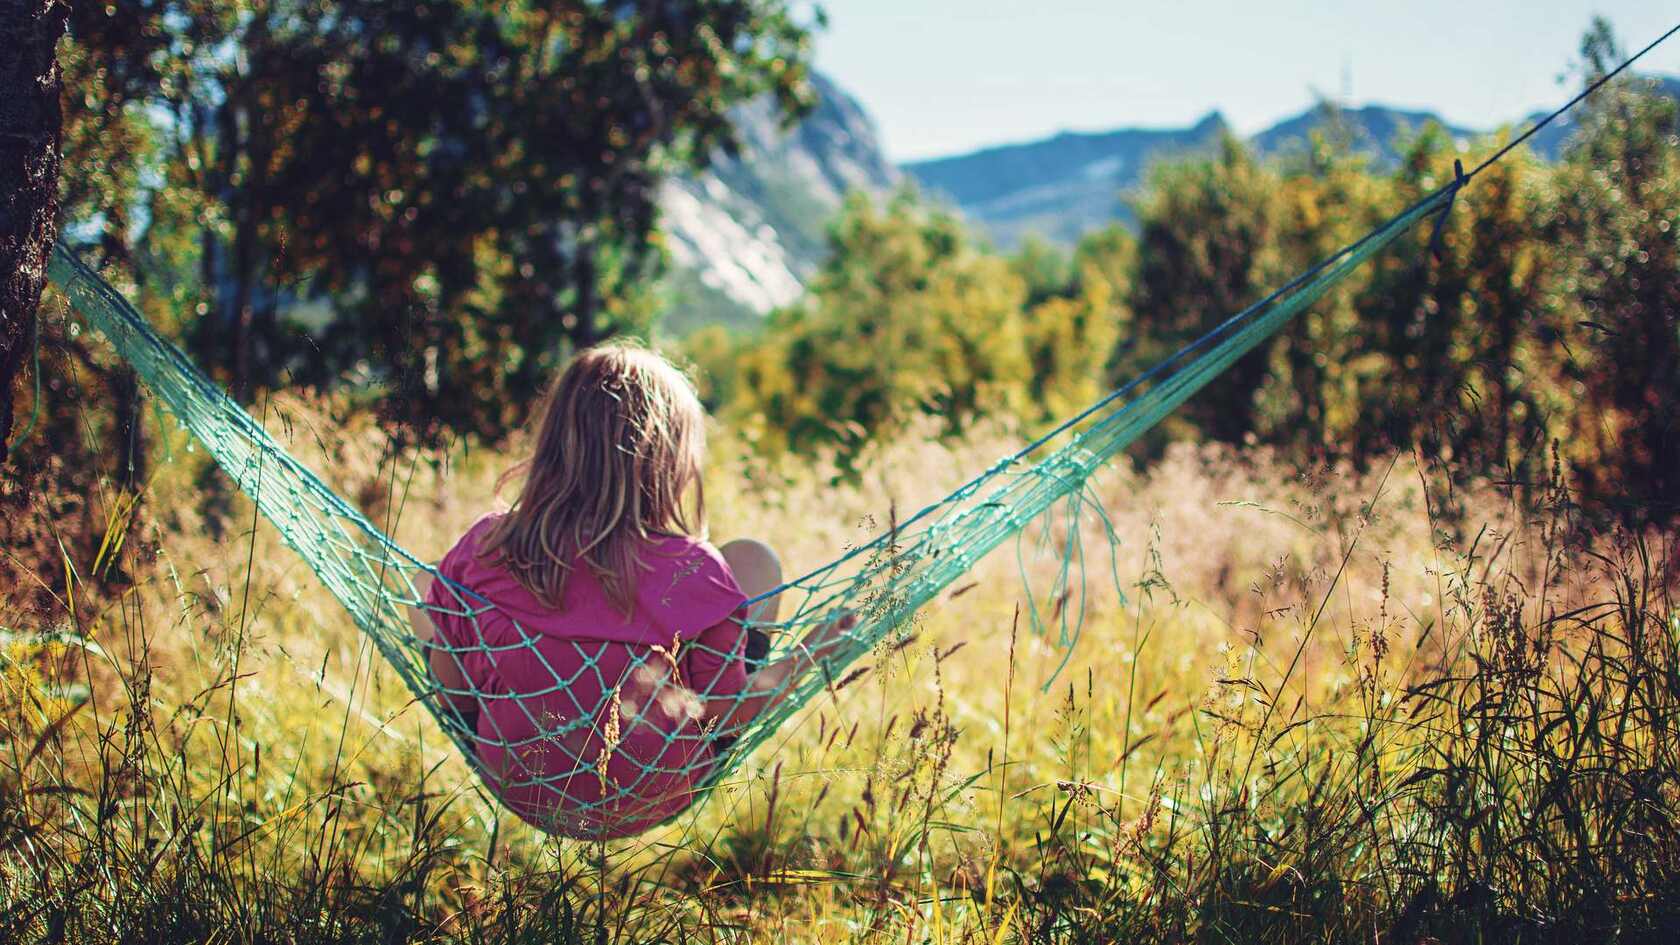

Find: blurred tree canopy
<box><xmin>720</xmin><ymin>196</ymin><xmax>1134</xmax><ymax>470</ymax></box>
<box><xmin>49</xmin><ymin>0</ymin><xmax>814</xmax><ymax>438</ymax></box>
<box><xmin>1128</xmin><ymin>135</ymin><xmax>1283</xmax><ymax>445</ymax></box>
<box><xmin>1547</xmin><ymin>22</ymin><xmax>1680</xmax><ymax>520</ymax></box>
<box><xmin>4</xmin><ymin>0</ymin><xmax>815</xmax><ymax>601</ymax></box>
<box><xmin>729</xmin><ymin>192</ymin><xmax>1031</xmax><ymax>466</ymax></box>
<box><xmin>13</xmin><ymin>10</ymin><xmax>1677</xmax><ymax>537</ymax></box>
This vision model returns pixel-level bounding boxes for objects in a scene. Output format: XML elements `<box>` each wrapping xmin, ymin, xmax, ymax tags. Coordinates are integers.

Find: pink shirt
<box><xmin>424</xmin><ymin>514</ymin><xmax>750</xmax><ymax>837</ymax></box>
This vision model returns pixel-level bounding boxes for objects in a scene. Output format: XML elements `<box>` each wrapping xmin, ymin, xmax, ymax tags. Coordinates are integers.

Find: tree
<box><xmin>168</xmin><ymin>0</ymin><xmax>812</xmax><ymax>434</ymax></box>
<box><xmin>1250</xmin><ymin>134</ymin><xmax>1390</xmax><ymax>455</ymax></box>
<box><xmin>1016</xmin><ymin>229</ymin><xmax>1129</xmax><ymax>422</ymax></box>
<box><xmin>1259</xmin><ymin>124</ymin><xmax>1565</xmax><ymax>485</ymax></box>
<box><xmin>49</xmin><ymin>1</ymin><xmax>813</xmax><ymax>437</ymax></box>
<box><xmin>733</xmin><ymin>192</ymin><xmax>1030</xmax><ymax>467</ymax></box>
<box><xmin>0</xmin><ymin>0</ymin><xmax>69</xmax><ymax>463</ymax></box>
<box><xmin>1549</xmin><ymin>19</ymin><xmax>1680</xmax><ymax>523</ymax></box>
<box><xmin>1127</xmin><ymin>135</ymin><xmax>1282</xmax><ymax>445</ymax></box>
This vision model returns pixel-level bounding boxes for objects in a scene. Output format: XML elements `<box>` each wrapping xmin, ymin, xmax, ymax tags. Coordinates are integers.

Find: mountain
<box><xmin>1250</xmin><ymin>104</ymin><xmax>1478</xmax><ymax>166</ymax></box>
<box><xmin>659</xmin><ymin>72</ymin><xmax>899</xmax><ymax>332</ymax></box>
<box><xmin>905</xmin><ymin>105</ymin><xmax>1476</xmax><ymax>250</ymax></box>
<box><xmin>903</xmin><ymin>113</ymin><xmax>1229</xmax><ymax>248</ymax></box>
<box><xmin>904</xmin><ymin>74</ymin><xmax>1680</xmax><ymax>250</ymax></box>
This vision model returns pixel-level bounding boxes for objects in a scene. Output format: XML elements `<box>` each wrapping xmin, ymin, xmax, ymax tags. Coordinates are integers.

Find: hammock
<box><xmin>45</xmin><ymin>183</ymin><xmax>1456</xmax><ymax>837</ymax></box>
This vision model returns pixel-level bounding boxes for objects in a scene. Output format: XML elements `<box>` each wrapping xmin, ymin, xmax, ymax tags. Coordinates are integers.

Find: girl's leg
<box><xmin>719</xmin><ymin>538</ymin><xmax>782</xmax><ymax>668</ymax></box>
<box><xmin>706</xmin><ymin>540</ymin><xmax>782</xmax><ymax>762</ymax></box>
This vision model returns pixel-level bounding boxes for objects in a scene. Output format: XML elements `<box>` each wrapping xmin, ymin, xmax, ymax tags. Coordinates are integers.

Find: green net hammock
<box><xmin>45</xmin><ymin>183</ymin><xmax>1455</xmax><ymax>838</ymax></box>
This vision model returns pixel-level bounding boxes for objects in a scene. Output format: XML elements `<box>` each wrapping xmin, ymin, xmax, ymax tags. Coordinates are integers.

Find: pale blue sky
<box><xmin>809</xmin><ymin>2</ymin><xmax>1680</xmax><ymax>162</ymax></box>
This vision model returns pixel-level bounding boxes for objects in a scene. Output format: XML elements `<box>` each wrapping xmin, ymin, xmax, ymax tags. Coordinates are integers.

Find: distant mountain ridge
<box><xmin>1249</xmin><ymin>104</ymin><xmax>1480</xmax><ymax>165</ymax></box>
<box><xmin>658</xmin><ymin>71</ymin><xmax>1679</xmax><ymax>329</ymax></box>
<box><xmin>905</xmin><ymin>113</ymin><xmax>1229</xmax><ymax>247</ymax></box>
<box><xmin>905</xmin><ymin>73</ymin><xmax>1680</xmax><ymax>249</ymax></box>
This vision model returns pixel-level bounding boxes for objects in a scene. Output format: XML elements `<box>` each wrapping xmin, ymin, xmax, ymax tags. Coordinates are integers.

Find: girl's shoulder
<box><xmin>641</xmin><ymin>533</ymin><xmax>735</xmax><ymax>593</ymax></box>
<box><xmin>638</xmin><ymin>535</ymin><xmax>747</xmax><ymax>635</ymax></box>
<box><xmin>436</xmin><ymin>513</ymin><xmax>507</xmax><ymax>579</ymax></box>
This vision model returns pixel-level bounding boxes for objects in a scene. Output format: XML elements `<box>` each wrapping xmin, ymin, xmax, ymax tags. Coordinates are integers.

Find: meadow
<box><xmin>4</xmin><ymin>17</ymin><xmax>1678</xmax><ymax>941</ymax></box>
<box><xmin>3</xmin><ymin>394</ymin><xmax>1676</xmax><ymax>943</ymax></box>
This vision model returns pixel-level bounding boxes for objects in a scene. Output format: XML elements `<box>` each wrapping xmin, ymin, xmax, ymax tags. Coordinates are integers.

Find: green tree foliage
<box><xmin>5</xmin><ymin>0</ymin><xmax>813</xmax><ymax>599</ymax></box>
<box><xmin>1547</xmin><ymin>21</ymin><xmax>1680</xmax><ymax>523</ymax></box>
<box><xmin>30</xmin><ymin>9</ymin><xmax>1680</xmax><ymax>530</ymax></box>
<box><xmin>56</xmin><ymin>0</ymin><xmax>814</xmax><ymax>436</ymax></box>
<box><xmin>268</xmin><ymin>0</ymin><xmax>813</xmax><ymax>434</ymax></box>
<box><xmin>723</xmin><ymin>195</ymin><xmax>1136</xmax><ymax>471</ymax></box>
<box><xmin>1244</xmin><ymin>125</ymin><xmax>1565</xmax><ymax>488</ymax></box>
<box><xmin>1358</xmin><ymin>129</ymin><xmax>1563</xmax><ymax>479</ymax></box>
<box><xmin>731</xmin><ymin>192</ymin><xmax>1031</xmax><ymax>466</ymax></box>
<box><xmin>1126</xmin><ymin>135</ymin><xmax>1282</xmax><ymax>444</ymax></box>
<box><xmin>2</xmin><ymin>1</ymin><xmax>185</xmax><ymax>607</ymax></box>
<box><xmin>1017</xmin><ymin>230</ymin><xmax>1129</xmax><ymax>422</ymax></box>
<box><xmin>1250</xmin><ymin>136</ymin><xmax>1391</xmax><ymax>454</ymax></box>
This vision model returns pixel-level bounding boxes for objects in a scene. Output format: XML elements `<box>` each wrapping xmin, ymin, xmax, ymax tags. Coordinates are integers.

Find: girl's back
<box><xmin>425</xmin><ymin>513</ymin><xmax>751</xmax><ymax>837</ymax></box>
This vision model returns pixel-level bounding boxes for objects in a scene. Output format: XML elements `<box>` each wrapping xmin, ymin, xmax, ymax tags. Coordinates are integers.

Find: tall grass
<box><xmin>1</xmin><ymin>399</ymin><xmax>1676</xmax><ymax>943</ymax></box>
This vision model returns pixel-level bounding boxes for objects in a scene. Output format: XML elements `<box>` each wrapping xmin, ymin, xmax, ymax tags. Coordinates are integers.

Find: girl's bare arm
<box><xmin>407</xmin><ymin>572</ymin><xmax>479</xmax><ymax>714</ymax></box>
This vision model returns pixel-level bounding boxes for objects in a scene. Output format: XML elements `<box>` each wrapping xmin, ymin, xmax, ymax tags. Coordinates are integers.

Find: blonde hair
<box><xmin>479</xmin><ymin>344</ymin><xmax>707</xmax><ymax>612</ymax></box>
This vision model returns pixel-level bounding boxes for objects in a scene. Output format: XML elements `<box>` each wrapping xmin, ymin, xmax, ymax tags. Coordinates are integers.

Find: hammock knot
<box><xmin>1029</xmin><ymin>447</ymin><xmax>1097</xmax><ymax>489</ymax></box>
<box><xmin>1428</xmin><ymin>158</ymin><xmax>1470</xmax><ymax>262</ymax></box>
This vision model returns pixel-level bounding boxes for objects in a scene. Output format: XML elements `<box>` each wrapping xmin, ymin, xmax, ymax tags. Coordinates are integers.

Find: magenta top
<box><xmin>423</xmin><ymin>514</ymin><xmax>750</xmax><ymax>837</ymax></box>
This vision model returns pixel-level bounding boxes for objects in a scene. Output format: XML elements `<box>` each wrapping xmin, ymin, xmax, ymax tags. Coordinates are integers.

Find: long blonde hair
<box><xmin>479</xmin><ymin>344</ymin><xmax>707</xmax><ymax>611</ymax></box>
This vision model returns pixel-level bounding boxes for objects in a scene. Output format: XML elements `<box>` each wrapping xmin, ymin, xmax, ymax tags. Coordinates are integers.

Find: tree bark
<box><xmin>0</xmin><ymin>0</ymin><xmax>67</xmax><ymax>463</ymax></box>
<box><xmin>572</xmin><ymin>236</ymin><xmax>600</xmax><ymax>348</ymax></box>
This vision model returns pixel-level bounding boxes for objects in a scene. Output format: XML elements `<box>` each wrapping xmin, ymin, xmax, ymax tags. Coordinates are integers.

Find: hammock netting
<box><xmin>45</xmin><ymin>183</ymin><xmax>1455</xmax><ymax>838</ymax></box>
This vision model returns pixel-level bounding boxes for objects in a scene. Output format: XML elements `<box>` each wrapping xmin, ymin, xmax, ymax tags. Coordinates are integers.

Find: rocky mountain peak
<box><xmin>659</xmin><ymin>71</ymin><xmax>899</xmax><ymax>329</ymax></box>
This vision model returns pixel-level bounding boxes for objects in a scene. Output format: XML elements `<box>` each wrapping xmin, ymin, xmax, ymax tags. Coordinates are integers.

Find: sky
<box><xmin>808</xmin><ymin>2</ymin><xmax>1680</xmax><ymax>163</ymax></box>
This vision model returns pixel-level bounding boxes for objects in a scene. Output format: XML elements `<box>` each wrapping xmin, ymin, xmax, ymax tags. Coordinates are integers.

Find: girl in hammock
<box><xmin>407</xmin><ymin>344</ymin><xmax>848</xmax><ymax>838</ymax></box>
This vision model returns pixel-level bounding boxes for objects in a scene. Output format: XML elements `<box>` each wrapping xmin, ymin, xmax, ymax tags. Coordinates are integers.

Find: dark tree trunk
<box><xmin>572</xmin><ymin>240</ymin><xmax>600</xmax><ymax>348</ymax></box>
<box><xmin>0</xmin><ymin>0</ymin><xmax>68</xmax><ymax>464</ymax></box>
<box><xmin>216</xmin><ymin>91</ymin><xmax>258</xmax><ymax>397</ymax></box>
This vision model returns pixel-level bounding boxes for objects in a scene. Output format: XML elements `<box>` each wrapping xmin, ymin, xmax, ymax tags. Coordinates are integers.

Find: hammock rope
<box><xmin>44</xmin><ymin>182</ymin><xmax>1454</xmax><ymax>834</ymax></box>
<box><xmin>46</xmin><ymin>16</ymin><xmax>1677</xmax><ymax>835</ymax></box>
